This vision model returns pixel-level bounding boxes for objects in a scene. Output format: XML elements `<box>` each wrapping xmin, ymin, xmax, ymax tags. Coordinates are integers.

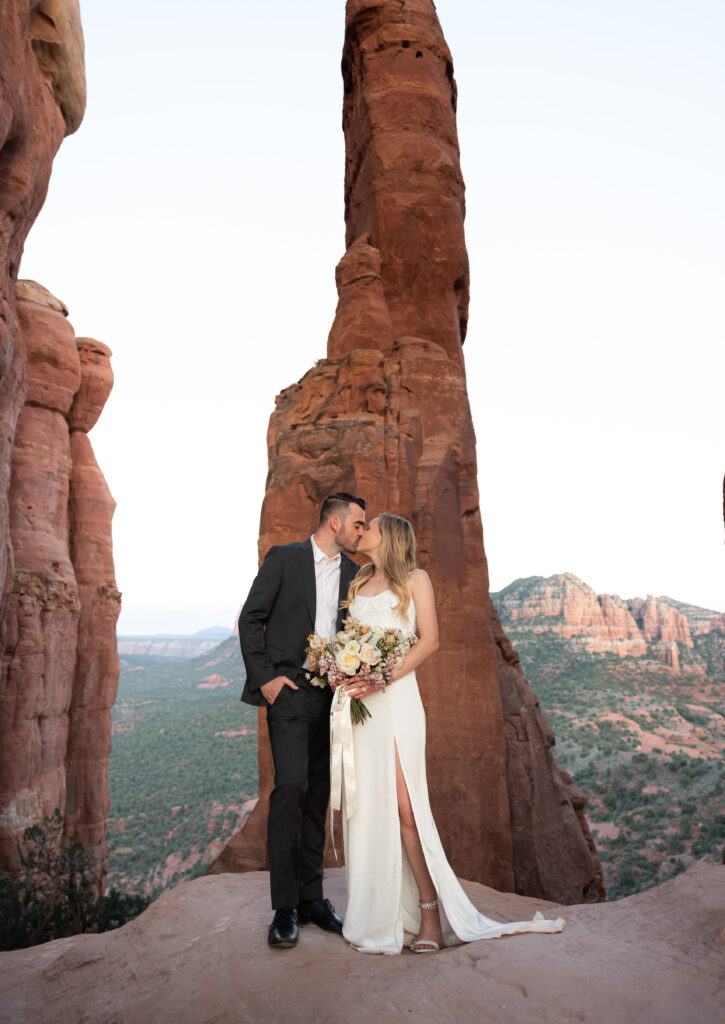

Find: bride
<box><xmin>336</xmin><ymin>512</ymin><xmax>565</xmax><ymax>954</ymax></box>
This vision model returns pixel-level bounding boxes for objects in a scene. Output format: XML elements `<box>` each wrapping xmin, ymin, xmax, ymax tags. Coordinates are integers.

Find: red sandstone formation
<box><xmin>5</xmin><ymin>864</ymin><xmax>723</xmax><ymax>1024</ymax></box>
<box><xmin>0</xmin><ymin>3</ymin><xmax>118</xmax><ymax>888</ymax></box>
<box><xmin>213</xmin><ymin>0</ymin><xmax>602</xmax><ymax>903</ymax></box>
<box><xmin>650</xmin><ymin>640</ymin><xmax>680</xmax><ymax>672</ymax></box>
<box><xmin>708</xmin><ymin>613</ymin><xmax>725</xmax><ymax>636</ymax></box>
<box><xmin>65</xmin><ymin>338</ymin><xmax>120</xmax><ymax>869</ymax></box>
<box><xmin>0</xmin><ymin>285</ymin><xmax>119</xmax><ymax>885</ymax></box>
<box><xmin>0</xmin><ymin>1</ymin><xmax>76</xmax><ymax>612</ymax></box>
<box><xmin>1</xmin><ymin>286</ymin><xmax>81</xmax><ymax>857</ymax></box>
<box><xmin>627</xmin><ymin>596</ymin><xmax>693</xmax><ymax>648</ymax></box>
<box><xmin>495</xmin><ymin>574</ymin><xmax>696</xmax><ymax>673</ymax></box>
<box><xmin>487</xmin><ymin>600</ymin><xmax>603</xmax><ymax>900</ymax></box>
<box><xmin>498</xmin><ymin>573</ymin><xmax>647</xmax><ymax>658</ymax></box>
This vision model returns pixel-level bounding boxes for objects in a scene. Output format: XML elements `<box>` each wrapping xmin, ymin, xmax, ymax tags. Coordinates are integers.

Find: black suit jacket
<box><xmin>238</xmin><ymin>538</ymin><xmax>359</xmax><ymax>706</ymax></box>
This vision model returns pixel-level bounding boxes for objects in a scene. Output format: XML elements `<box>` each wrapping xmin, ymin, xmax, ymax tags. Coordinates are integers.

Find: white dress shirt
<box><xmin>311</xmin><ymin>536</ymin><xmax>342</xmax><ymax>640</ymax></box>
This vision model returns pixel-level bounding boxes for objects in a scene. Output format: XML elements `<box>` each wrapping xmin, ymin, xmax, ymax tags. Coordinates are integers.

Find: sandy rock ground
<box><xmin>1</xmin><ymin>864</ymin><xmax>723</xmax><ymax>1024</ymax></box>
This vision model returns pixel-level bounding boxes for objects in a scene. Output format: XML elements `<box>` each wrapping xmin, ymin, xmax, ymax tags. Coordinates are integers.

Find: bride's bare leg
<box><xmin>395</xmin><ymin>745</ymin><xmax>442</xmax><ymax>946</ymax></box>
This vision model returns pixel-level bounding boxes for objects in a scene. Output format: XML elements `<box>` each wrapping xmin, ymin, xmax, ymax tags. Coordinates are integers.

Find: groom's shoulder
<box><xmin>341</xmin><ymin>552</ymin><xmax>359</xmax><ymax>572</ymax></box>
<box><xmin>261</xmin><ymin>538</ymin><xmax>309</xmax><ymax>559</ymax></box>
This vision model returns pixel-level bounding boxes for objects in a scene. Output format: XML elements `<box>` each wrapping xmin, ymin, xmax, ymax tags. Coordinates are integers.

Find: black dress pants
<box><xmin>265</xmin><ymin>683</ymin><xmax>331</xmax><ymax>910</ymax></box>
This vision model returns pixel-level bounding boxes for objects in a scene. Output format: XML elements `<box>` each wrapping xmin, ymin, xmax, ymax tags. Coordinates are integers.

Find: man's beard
<box><xmin>337</xmin><ymin>529</ymin><xmax>359</xmax><ymax>555</ymax></box>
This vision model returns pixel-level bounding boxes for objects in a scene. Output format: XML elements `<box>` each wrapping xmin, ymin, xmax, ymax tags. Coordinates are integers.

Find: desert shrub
<box><xmin>675</xmin><ymin>704</ymin><xmax>710</xmax><ymax>728</ymax></box>
<box><xmin>691</xmin><ymin>813</ymin><xmax>725</xmax><ymax>858</ymax></box>
<box><xmin>0</xmin><ymin>810</ymin><xmax>150</xmax><ymax>951</ymax></box>
<box><xmin>678</xmin><ymin>815</ymin><xmax>693</xmax><ymax>839</ymax></box>
<box><xmin>666</xmin><ymin>835</ymin><xmax>686</xmax><ymax>855</ymax></box>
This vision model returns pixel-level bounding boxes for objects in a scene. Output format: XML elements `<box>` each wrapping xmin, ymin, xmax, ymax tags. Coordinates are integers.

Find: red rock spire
<box><xmin>215</xmin><ymin>0</ymin><xmax>603</xmax><ymax>901</ymax></box>
<box><xmin>0</xmin><ymin>2</ymin><xmax>119</xmax><ymax>890</ymax></box>
<box><xmin>340</xmin><ymin>0</ymin><xmax>469</xmax><ymax>361</ymax></box>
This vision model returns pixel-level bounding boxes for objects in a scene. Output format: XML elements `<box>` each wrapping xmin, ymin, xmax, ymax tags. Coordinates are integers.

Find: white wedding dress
<box><xmin>338</xmin><ymin>589</ymin><xmax>565</xmax><ymax>955</ymax></box>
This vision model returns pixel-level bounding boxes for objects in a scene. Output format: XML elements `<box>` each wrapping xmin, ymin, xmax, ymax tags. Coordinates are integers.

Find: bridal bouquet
<box><xmin>303</xmin><ymin>617</ymin><xmax>418</xmax><ymax>725</ymax></box>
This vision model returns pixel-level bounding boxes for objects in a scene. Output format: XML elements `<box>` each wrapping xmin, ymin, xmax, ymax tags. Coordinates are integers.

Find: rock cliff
<box><xmin>494</xmin><ymin>573</ymin><xmax>702</xmax><ymax>674</ymax></box>
<box><xmin>628</xmin><ymin>595</ymin><xmax>693</xmax><ymax>648</ymax></box>
<box><xmin>496</xmin><ymin>573</ymin><xmax>648</xmax><ymax>657</ymax></box>
<box><xmin>215</xmin><ymin>0</ymin><xmax>602</xmax><ymax>903</ymax></box>
<box><xmin>0</xmin><ymin>2</ymin><xmax>118</xmax><ymax>887</ymax></box>
<box><xmin>708</xmin><ymin>612</ymin><xmax>725</xmax><ymax>636</ymax></box>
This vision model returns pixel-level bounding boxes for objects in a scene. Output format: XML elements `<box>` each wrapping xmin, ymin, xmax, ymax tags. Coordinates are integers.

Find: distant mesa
<box><xmin>118</xmin><ymin>626</ymin><xmax>233</xmax><ymax>640</ymax></box>
<box><xmin>491</xmin><ymin>573</ymin><xmax>722</xmax><ymax>675</ymax></box>
<box><xmin>117</xmin><ymin>628</ymin><xmax>232</xmax><ymax>661</ymax></box>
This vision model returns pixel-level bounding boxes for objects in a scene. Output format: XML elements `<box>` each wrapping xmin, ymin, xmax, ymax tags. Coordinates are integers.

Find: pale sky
<box><xmin>21</xmin><ymin>0</ymin><xmax>725</xmax><ymax>634</ymax></box>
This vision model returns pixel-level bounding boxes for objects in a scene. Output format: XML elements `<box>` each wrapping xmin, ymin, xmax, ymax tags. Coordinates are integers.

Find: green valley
<box><xmin>107</xmin><ymin>638</ymin><xmax>258</xmax><ymax>895</ymax></box>
<box><xmin>108</xmin><ymin>576</ymin><xmax>725</xmax><ymax>903</ymax></box>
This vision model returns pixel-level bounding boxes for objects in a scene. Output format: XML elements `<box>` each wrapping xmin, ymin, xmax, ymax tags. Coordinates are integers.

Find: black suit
<box><xmin>238</xmin><ymin>538</ymin><xmax>358</xmax><ymax>908</ymax></box>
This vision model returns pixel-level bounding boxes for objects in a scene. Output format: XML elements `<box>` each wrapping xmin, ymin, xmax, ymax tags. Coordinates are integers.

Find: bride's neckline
<box><xmin>354</xmin><ymin>588</ymin><xmax>392</xmax><ymax>600</ymax></box>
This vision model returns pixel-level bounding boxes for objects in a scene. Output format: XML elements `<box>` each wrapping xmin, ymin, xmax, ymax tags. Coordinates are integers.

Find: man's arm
<box><xmin>238</xmin><ymin>546</ymin><xmax>285</xmax><ymax>693</ymax></box>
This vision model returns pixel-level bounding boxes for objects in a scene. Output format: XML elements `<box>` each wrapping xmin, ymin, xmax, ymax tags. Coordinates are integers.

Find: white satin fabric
<box><xmin>329</xmin><ymin>684</ymin><xmax>357</xmax><ymax>848</ymax></box>
<box><xmin>340</xmin><ymin>589</ymin><xmax>565</xmax><ymax>955</ymax></box>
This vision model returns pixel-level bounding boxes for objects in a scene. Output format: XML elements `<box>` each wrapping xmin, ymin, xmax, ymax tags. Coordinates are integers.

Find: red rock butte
<box><xmin>496</xmin><ymin>572</ymin><xmax>697</xmax><ymax>672</ymax></box>
<box><xmin>212</xmin><ymin>0</ymin><xmax>603</xmax><ymax>903</ymax></box>
<box><xmin>0</xmin><ymin>1</ymin><xmax>119</xmax><ymax>889</ymax></box>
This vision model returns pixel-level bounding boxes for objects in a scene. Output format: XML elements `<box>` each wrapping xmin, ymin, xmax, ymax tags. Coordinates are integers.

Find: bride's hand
<box><xmin>345</xmin><ymin>676</ymin><xmax>372</xmax><ymax>699</ymax></box>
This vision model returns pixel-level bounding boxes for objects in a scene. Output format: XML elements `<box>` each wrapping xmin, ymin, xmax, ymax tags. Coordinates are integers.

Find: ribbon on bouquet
<box><xmin>329</xmin><ymin>685</ymin><xmax>358</xmax><ymax>858</ymax></box>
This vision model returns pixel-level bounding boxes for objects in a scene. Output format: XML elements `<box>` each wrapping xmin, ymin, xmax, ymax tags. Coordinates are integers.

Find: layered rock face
<box><xmin>0</xmin><ymin>284</ymin><xmax>120</xmax><ymax>883</ymax></box>
<box><xmin>215</xmin><ymin>0</ymin><xmax>602</xmax><ymax>902</ymax></box>
<box><xmin>0</xmin><ymin>3</ymin><xmax>119</xmax><ymax>887</ymax></box>
<box><xmin>708</xmin><ymin>613</ymin><xmax>725</xmax><ymax>636</ymax></box>
<box><xmin>0</xmin><ymin>0</ymin><xmax>84</xmax><ymax>616</ymax></box>
<box><xmin>497</xmin><ymin>573</ymin><xmax>648</xmax><ymax>657</ymax></box>
<box><xmin>627</xmin><ymin>596</ymin><xmax>693</xmax><ymax>648</ymax></box>
<box><xmin>495</xmin><ymin>574</ymin><xmax>695</xmax><ymax>672</ymax></box>
<box><xmin>65</xmin><ymin>336</ymin><xmax>120</xmax><ymax>861</ymax></box>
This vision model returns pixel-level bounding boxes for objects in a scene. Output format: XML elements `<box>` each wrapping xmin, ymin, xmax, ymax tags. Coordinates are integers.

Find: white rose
<box><xmin>335</xmin><ymin>648</ymin><xmax>361</xmax><ymax>676</ymax></box>
<box><xmin>359</xmin><ymin>643</ymin><xmax>382</xmax><ymax>666</ymax></box>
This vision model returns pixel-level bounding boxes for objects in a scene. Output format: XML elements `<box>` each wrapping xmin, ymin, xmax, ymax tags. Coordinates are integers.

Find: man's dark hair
<box><xmin>318</xmin><ymin>491</ymin><xmax>366</xmax><ymax>526</ymax></box>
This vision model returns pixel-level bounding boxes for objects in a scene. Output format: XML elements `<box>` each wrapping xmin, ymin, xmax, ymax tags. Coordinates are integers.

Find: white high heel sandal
<box><xmin>411</xmin><ymin>898</ymin><xmax>441</xmax><ymax>953</ymax></box>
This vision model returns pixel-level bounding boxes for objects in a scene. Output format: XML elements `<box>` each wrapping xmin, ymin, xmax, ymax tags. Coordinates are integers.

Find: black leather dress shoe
<box><xmin>297</xmin><ymin>897</ymin><xmax>343</xmax><ymax>935</ymax></box>
<box><xmin>268</xmin><ymin>907</ymin><xmax>299</xmax><ymax>947</ymax></box>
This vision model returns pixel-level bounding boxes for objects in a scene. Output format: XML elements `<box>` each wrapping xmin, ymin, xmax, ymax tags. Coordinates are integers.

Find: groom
<box><xmin>238</xmin><ymin>492</ymin><xmax>366</xmax><ymax>947</ymax></box>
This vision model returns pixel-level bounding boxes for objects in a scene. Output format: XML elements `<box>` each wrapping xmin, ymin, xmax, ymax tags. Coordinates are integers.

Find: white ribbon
<box><xmin>329</xmin><ymin>686</ymin><xmax>358</xmax><ymax>858</ymax></box>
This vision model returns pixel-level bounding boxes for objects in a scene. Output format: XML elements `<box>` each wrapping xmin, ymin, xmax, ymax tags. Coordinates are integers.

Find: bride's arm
<box><xmin>388</xmin><ymin>569</ymin><xmax>439</xmax><ymax>682</ymax></box>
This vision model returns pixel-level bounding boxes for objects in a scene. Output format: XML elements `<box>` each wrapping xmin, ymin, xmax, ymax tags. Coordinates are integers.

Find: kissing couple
<box><xmin>238</xmin><ymin>491</ymin><xmax>564</xmax><ymax>954</ymax></box>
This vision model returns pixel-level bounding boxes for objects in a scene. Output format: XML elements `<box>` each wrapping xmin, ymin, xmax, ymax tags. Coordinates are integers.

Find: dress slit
<box><xmin>393</xmin><ymin>730</ymin><xmax>456</xmax><ymax>944</ymax></box>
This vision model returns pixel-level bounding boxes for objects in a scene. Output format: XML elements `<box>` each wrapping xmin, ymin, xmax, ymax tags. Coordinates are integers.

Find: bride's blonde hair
<box><xmin>344</xmin><ymin>513</ymin><xmax>417</xmax><ymax>617</ymax></box>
